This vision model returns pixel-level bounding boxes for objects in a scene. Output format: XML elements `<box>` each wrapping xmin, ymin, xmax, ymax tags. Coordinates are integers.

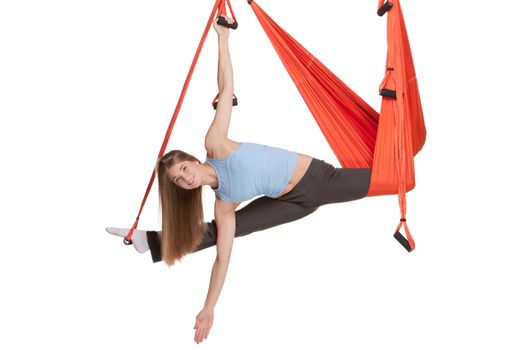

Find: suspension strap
<box><xmin>124</xmin><ymin>0</ymin><xmax>238</xmax><ymax>245</ymax></box>
<box><xmin>378</xmin><ymin>0</ymin><xmax>415</xmax><ymax>252</ymax></box>
<box><xmin>218</xmin><ymin>0</ymin><xmax>238</xmax><ymax>26</ymax></box>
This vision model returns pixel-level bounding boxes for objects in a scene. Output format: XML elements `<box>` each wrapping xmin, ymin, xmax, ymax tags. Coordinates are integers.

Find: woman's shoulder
<box><xmin>206</xmin><ymin>139</ymin><xmax>242</xmax><ymax>159</ymax></box>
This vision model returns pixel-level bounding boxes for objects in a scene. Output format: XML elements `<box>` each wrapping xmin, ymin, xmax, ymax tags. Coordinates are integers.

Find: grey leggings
<box><xmin>147</xmin><ymin>158</ymin><xmax>371</xmax><ymax>262</ymax></box>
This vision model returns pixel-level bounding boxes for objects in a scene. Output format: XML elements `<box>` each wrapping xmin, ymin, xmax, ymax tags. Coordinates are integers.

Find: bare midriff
<box><xmin>275</xmin><ymin>153</ymin><xmax>313</xmax><ymax>198</ymax></box>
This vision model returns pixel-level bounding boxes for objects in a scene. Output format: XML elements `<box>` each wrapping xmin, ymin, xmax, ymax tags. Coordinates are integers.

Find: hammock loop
<box><xmin>379</xmin><ymin>69</ymin><xmax>397</xmax><ymax>99</ymax></box>
<box><xmin>217</xmin><ymin>16</ymin><xmax>238</xmax><ymax>30</ymax></box>
<box><xmin>394</xmin><ymin>220</ymin><xmax>415</xmax><ymax>252</ymax></box>
<box><xmin>218</xmin><ymin>0</ymin><xmax>238</xmax><ymax>24</ymax></box>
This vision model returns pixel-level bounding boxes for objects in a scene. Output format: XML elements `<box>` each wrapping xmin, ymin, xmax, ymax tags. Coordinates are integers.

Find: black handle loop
<box><xmin>123</xmin><ymin>237</ymin><xmax>133</xmax><ymax>245</ymax></box>
<box><xmin>393</xmin><ymin>231</ymin><xmax>413</xmax><ymax>252</ymax></box>
<box><xmin>217</xmin><ymin>16</ymin><xmax>238</xmax><ymax>30</ymax></box>
<box><xmin>213</xmin><ymin>96</ymin><xmax>238</xmax><ymax>110</ymax></box>
<box><xmin>379</xmin><ymin>89</ymin><xmax>397</xmax><ymax>99</ymax></box>
<box><xmin>377</xmin><ymin>1</ymin><xmax>393</xmax><ymax>17</ymax></box>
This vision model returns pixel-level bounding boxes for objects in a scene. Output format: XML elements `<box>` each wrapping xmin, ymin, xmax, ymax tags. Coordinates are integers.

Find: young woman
<box><xmin>107</xmin><ymin>17</ymin><xmax>371</xmax><ymax>344</ymax></box>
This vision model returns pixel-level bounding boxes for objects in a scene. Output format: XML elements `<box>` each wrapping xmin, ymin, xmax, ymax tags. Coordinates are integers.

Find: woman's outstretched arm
<box><xmin>205</xmin><ymin>17</ymin><xmax>234</xmax><ymax>150</ymax></box>
<box><xmin>193</xmin><ymin>198</ymin><xmax>238</xmax><ymax>344</ymax></box>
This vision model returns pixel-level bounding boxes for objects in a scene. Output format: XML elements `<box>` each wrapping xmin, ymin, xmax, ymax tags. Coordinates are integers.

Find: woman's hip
<box><xmin>277</xmin><ymin>158</ymin><xmax>371</xmax><ymax>207</ymax></box>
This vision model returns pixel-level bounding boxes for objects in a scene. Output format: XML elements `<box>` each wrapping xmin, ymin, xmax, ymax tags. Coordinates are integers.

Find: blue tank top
<box><xmin>205</xmin><ymin>142</ymin><xmax>298</xmax><ymax>203</ymax></box>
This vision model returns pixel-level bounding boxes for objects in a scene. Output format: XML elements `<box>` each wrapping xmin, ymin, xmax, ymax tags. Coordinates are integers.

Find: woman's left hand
<box><xmin>212</xmin><ymin>16</ymin><xmax>232</xmax><ymax>39</ymax></box>
<box><xmin>194</xmin><ymin>307</ymin><xmax>214</xmax><ymax>344</ymax></box>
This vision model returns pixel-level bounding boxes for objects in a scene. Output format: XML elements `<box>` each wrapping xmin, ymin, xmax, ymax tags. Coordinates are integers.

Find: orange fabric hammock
<box><xmin>248</xmin><ymin>0</ymin><xmax>426</xmax><ymax>251</ymax></box>
<box><xmin>124</xmin><ymin>0</ymin><xmax>426</xmax><ymax>252</ymax></box>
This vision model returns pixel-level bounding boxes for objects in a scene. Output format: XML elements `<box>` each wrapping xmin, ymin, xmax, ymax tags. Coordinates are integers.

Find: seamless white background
<box><xmin>1</xmin><ymin>0</ymin><xmax>524</xmax><ymax>349</ymax></box>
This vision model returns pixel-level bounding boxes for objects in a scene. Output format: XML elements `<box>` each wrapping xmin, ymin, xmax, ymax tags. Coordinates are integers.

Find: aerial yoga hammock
<box><xmin>122</xmin><ymin>0</ymin><xmax>426</xmax><ymax>253</ymax></box>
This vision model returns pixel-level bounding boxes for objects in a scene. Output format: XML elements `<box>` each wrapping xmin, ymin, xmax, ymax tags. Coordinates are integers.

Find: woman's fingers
<box><xmin>193</xmin><ymin>312</ymin><xmax>212</xmax><ymax>343</ymax></box>
<box><xmin>193</xmin><ymin>320</ymin><xmax>199</xmax><ymax>342</ymax></box>
<box><xmin>195</xmin><ymin>327</ymin><xmax>201</xmax><ymax>343</ymax></box>
<box><xmin>195</xmin><ymin>327</ymin><xmax>207</xmax><ymax>343</ymax></box>
<box><xmin>194</xmin><ymin>326</ymin><xmax>211</xmax><ymax>344</ymax></box>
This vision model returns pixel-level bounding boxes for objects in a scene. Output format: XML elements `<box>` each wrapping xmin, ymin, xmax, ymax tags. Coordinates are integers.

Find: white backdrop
<box><xmin>1</xmin><ymin>0</ymin><xmax>524</xmax><ymax>349</ymax></box>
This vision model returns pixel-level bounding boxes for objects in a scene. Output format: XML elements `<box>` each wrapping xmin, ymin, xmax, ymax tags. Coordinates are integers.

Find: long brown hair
<box><xmin>156</xmin><ymin>150</ymin><xmax>206</xmax><ymax>266</ymax></box>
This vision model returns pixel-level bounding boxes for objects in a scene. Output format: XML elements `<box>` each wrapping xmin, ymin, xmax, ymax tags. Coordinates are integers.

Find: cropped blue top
<box><xmin>205</xmin><ymin>142</ymin><xmax>298</xmax><ymax>203</ymax></box>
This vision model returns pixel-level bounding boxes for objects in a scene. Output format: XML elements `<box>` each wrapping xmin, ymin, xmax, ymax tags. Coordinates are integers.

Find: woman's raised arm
<box><xmin>205</xmin><ymin>17</ymin><xmax>235</xmax><ymax>151</ymax></box>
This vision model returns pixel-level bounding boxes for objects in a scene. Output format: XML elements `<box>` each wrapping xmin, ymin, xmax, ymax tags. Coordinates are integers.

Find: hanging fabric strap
<box><xmin>379</xmin><ymin>68</ymin><xmax>396</xmax><ymax>98</ymax></box>
<box><xmin>124</xmin><ymin>0</ymin><xmax>237</xmax><ymax>245</ymax></box>
<box><xmin>247</xmin><ymin>0</ymin><xmax>379</xmax><ymax>169</ymax></box>
<box><xmin>218</xmin><ymin>0</ymin><xmax>238</xmax><ymax>27</ymax></box>
<box><xmin>376</xmin><ymin>0</ymin><xmax>425</xmax><ymax>252</ymax></box>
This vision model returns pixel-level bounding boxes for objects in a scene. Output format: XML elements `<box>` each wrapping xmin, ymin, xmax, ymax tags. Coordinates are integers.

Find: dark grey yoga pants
<box><xmin>147</xmin><ymin>158</ymin><xmax>371</xmax><ymax>262</ymax></box>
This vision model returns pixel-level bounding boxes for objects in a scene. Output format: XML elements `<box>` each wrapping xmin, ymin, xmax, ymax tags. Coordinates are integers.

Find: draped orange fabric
<box><xmin>249</xmin><ymin>0</ymin><xmax>425</xmax><ymax>250</ymax></box>
<box><xmin>371</xmin><ymin>0</ymin><xmax>426</xmax><ymax>250</ymax></box>
<box><xmin>249</xmin><ymin>2</ymin><xmax>379</xmax><ymax>169</ymax></box>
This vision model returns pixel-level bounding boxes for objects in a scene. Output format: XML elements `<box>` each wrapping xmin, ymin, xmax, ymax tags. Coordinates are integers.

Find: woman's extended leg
<box><xmin>106</xmin><ymin>197</ymin><xmax>317</xmax><ymax>261</ymax></box>
<box><xmin>193</xmin><ymin>196</ymin><xmax>318</xmax><ymax>253</ymax></box>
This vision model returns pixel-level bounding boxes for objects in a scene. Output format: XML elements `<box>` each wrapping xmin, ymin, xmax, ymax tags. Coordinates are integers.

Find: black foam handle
<box><xmin>213</xmin><ymin>97</ymin><xmax>238</xmax><ymax>110</ymax></box>
<box><xmin>377</xmin><ymin>1</ymin><xmax>393</xmax><ymax>17</ymax></box>
<box><xmin>379</xmin><ymin>88</ymin><xmax>397</xmax><ymax>99</ymax></box>
<box><xmin>394</xmin><ymin>231</ymin><xmax>413</xmax><ymax>252</ymax></box>
<box><xmin>217</xmin><ymin>16</ymin><xmax>238</xmax><ymax>30</ymax></box>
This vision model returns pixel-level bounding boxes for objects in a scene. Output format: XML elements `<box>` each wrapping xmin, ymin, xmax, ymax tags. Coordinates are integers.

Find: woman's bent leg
<box><xmin>309</xmin><ymin>161</ymin><xmax>371</xmax><ymax>206</ymax></box>
<box><xmin>278</xmin><ymin>158</ymin><xmax>371</xmax><ymax>208</ymax></box>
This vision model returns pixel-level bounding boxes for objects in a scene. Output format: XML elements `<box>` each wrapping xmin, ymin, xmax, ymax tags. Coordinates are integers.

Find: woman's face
<box><xmin>168</xmin><ymin>160</ymin><xmax>202</xmax><ymax>190</ymax></box>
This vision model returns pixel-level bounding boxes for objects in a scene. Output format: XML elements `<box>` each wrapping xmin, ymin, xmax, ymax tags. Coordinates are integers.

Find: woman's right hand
<box><xmin>212</xmin><ymin>16</ymin><xmax>232</xmax><ymax>39</ymax></box>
